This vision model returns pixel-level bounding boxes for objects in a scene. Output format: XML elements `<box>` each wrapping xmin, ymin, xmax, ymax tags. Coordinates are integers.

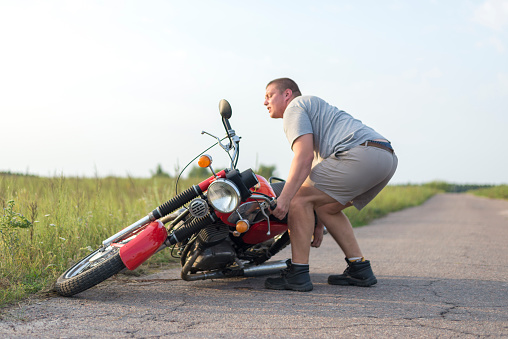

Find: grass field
<box><xmin>469</xmin><ymin>185</ymin><xmax>508</xmax><ymax>201</ymax></box>
<box><xmin>1</xmin><ymin>174</ymin><xmax>440</xmax><ymax>307</ymax></box>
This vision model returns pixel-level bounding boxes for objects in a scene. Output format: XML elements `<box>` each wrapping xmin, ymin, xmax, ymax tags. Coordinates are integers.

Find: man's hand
<box><xmin>271</xmin><ymin>196</ymin><xmax>289</xmax><ymax>220</ymax></box>
<box><xmin>311</xmin><ymin>220</ymin><xmax>325</xmax><ymax>248</ymax></box>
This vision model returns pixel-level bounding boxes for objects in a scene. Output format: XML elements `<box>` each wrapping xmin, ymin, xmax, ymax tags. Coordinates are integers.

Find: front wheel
<box><xmin>55</xmin><ymin>246</ymin><xmax>125</xmax><ymax>297</ymax></box>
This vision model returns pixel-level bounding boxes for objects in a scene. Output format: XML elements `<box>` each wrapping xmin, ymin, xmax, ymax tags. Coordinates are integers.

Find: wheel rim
<box><xmin>64</xmin><ymin>246</ymin><xmax>119</xmax><ymax>279</ymax></box>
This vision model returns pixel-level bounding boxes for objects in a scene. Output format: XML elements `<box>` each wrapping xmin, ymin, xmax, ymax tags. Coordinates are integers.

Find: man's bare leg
<box><xmin>316</xmin><ymin>202</ymin><xmax>377</xmax><ymax>287</ymax></box>
<box><xmin>266</xmin><ymin>184</ymin><xmax>376</xmax><ymax>290</ymax></box>
<box><xmin>315</xmin><ymin>202</ymin><xmax>363</xmax><ymax>258</ymax></box>
<box><xmin>287</xmin><ymin>184</ymin><xmax>338</xmax><ymax>264</ymax></box>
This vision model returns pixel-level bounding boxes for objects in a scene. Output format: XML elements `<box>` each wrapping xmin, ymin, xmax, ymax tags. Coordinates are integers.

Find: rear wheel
<box><xmin>55</xmin><ymin>245</ymin><xmax>125</xmax><ymax>297</ymax></box>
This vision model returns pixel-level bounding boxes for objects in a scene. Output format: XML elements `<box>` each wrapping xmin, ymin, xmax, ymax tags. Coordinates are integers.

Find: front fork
<box><xmin>99</xmin><ymin>182</ymin><xmax>203</xmax><ymax>270</ymax></box>
<box><xmin>102</xmin><ymin>170</ymin><xmax>228</xmax><ymax>249</ymax></box>
<box><xmin>103</xmin><ymin>169</ymin><xmax>239</xmax><ymax>271</ymax></box>
<box><xmin>101</xmin><ymin>185</ymin><xmax>202</xmax><ymax>248</ymax></box>
<box><xmin>117</xmin><ymin>212</ymin><xmax>219</xmax><ymax>270</ymax></box>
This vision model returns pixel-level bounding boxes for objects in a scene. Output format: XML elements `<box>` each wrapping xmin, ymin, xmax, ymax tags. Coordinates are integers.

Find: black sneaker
<box><xmin>265</xmin><ymin>259</ymin><xmax>313</xmax><ymax>292</ymax></box>
<box><xmin>328</xmin><ymin>258</ymin><xmax>377</xmax><ymax>287</ymax></box>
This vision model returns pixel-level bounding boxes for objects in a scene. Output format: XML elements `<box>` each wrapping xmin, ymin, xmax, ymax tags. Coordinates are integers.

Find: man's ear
<box><xmin>284</xmin><ymin>89</ymin><xmax>293</xmax><ymax>99</ymax></box>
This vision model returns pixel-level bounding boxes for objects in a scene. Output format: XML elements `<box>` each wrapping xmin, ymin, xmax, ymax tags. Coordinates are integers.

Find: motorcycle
<box><xmin>55</xmin><ymin>99</ymin><xmax>291</xmax><ymax>297</ymax></box>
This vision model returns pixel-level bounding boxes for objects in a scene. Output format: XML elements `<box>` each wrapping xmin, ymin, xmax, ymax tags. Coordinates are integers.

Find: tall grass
<box><xmin>469</xmin><ymin>185</ymin><xmax>508</xmax><ymax>200</ymax></box>
<box><xmin>1</xmin><ymin>175</ymin><xmax>440</xmax><ymax>307</ymax></box>
<box><xmin>0</xmin><ymin>174</ymin><xmax>179</xmax><ymax>307</ymax></box>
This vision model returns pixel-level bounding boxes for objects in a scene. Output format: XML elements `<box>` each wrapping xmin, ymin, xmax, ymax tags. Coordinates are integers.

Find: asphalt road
<box><xmin>1</xmin><ymin>193</ymin><xmax>507</xmax><ymax>338</ymax></box>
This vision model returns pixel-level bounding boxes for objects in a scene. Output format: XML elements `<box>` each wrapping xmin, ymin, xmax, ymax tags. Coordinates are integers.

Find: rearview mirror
<box><xmin>219</xmin><ymin>99</ymin><xmax>232</xmax><ymax>119</ymax></box>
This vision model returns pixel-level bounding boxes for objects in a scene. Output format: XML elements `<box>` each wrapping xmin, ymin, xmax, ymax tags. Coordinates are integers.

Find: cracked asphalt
<box><xmin>1</xmin><ymin>193</ymin><xmax>508</xmax><ymax>338</ymax></box>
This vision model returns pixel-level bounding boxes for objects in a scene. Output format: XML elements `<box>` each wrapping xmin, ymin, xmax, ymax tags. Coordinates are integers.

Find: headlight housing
<box><xmin>207</xmin><ymin>179</ymin><xmax>241</xmax><ymax>213</ymax></box>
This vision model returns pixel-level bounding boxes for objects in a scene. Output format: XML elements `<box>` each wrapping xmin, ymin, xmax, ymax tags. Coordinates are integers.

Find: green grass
<box><xmin>468</xmin><ymin>185</ymin><xmax>508</xmax><ymax>200</ymax></box>
<box><xmin>1</xmin><ymin>174</ymin><xmax>440</xmax><ymax>307</ymax></box>
<box><xmin>0</xmin><ymin>174</ymin><xmax>181</xmax><ymax>307</ymax></box>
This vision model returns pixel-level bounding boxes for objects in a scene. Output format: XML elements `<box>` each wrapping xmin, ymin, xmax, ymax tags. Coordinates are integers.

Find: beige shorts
<box><xmin>305</xmin><ymin>145</ymin><xmax>398</xmax><ymax>210</ymax></box>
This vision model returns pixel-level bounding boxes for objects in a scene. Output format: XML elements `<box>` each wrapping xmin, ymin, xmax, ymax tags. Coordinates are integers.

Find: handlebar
<box><xmin>202</xmin><ymin>119</ymin><xmax>241</xmax><ymax>170</ymax></box>
<box><xmin>269</xmin><ymin>199</ymin><xmax>277</xmax><ymax>211</ymax></box>
<box><xmin>250</xmin><ymin>194</ymin><xmax>277</xmax><ymax>212</ymax></box>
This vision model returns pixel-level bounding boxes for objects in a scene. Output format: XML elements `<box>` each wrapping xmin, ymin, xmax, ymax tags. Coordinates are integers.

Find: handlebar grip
<box><xmin>152</xmin><ymin>185</ymin><xmax>201</xmax><ymax>219</ymax></box>
<box><xmin>269</xmin><ymin>199</ymin><xmax>277</xmax><ymax>211</ymax></box>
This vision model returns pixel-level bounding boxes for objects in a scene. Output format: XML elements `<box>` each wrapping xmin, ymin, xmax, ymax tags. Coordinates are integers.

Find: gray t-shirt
<box><xmin>283</xmin><ymin>95</ymin><xmax>386</xmax><ymax>159</ymax></box>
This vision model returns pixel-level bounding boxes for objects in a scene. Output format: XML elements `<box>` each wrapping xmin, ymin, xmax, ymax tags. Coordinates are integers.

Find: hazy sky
<box><xmin>1</xmin><ymin>0</ymin><xmax>507</xmax><ymax>184</ymax></box>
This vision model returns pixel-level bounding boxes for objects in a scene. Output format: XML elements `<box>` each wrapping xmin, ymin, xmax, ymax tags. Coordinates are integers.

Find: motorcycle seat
<box><xmin>270</xmin><ymin>181</ymin><xmax>285</xmax><ymax>198</ymax></box>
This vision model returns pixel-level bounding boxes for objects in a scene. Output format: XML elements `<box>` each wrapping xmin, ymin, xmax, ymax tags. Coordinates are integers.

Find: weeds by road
<box><xmin>469</xmin><ymin>185</ymin><xmax>508</xmax><ymax>200</ymax></box>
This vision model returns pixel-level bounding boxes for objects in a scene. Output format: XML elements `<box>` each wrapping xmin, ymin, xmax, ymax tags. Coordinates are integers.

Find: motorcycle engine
<box><xmin>186</xmin><ymin>222</ymin><xmax>236</xmax><ymax>272</ymax></box>
<box><xmin>192</xmin><ymin>240</ymin><xmax>236</xmax><ymax>271</ymax></box>
<box><xmin>197</xmin><ymin>222</ymin><xmax>229</xmax><ymax>247</ymax></box>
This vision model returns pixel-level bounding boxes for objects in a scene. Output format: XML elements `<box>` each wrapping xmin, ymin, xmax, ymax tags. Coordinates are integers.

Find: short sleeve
<box><xmin>283</xmin><ymin>103</ymin><xmax>313</xmax><ymax>150</ymax></box>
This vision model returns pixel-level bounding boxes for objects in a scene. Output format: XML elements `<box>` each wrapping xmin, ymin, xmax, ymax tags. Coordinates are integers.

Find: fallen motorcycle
<box><xmin>55</xmin><ymin>99</ymin><xmax>291</xmax><ymax>296</ymax></box>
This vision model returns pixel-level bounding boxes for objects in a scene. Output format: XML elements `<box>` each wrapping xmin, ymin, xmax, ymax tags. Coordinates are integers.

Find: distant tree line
<box><xmin>150</xmin><ymin>164</ymin><xmax>171</xmax><ymax>178</ymax></box>
<box><xmin>151</xmin><ymin>163</ymin><xmax>278</xmax><ymax>180</ymax></box>
<box><xmin>0</xmin><ymin>171</ymin><xmax>37</xmax><ymax>177</ymax></box>
<box><xmin>422</xmin><ymin>181</ymin><xmax>494</xmax><ymax>193</ymax></box>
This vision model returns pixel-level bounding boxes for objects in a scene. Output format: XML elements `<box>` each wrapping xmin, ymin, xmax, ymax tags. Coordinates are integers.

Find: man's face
<box><xmin>264</xmin><ymin>84</ymin><xmax>288</xmax><ymax>119</ymax></box>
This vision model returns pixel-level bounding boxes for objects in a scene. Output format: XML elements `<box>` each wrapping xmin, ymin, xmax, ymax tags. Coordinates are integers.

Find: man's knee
<box><xmin>289</xmin><ymin>194</ymin><xmax>310</xmax><ymax>211</ymax></box>
<box><xmin>316</xmin><ymin>201</ymin><xmax>350</xmax><ymax>216</ymax></box>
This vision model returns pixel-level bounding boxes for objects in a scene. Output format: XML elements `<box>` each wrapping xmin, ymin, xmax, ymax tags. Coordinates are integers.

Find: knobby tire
<box><xmin>55</xmin><ymin>249</ymin><xmax>125</xmax><ymax>297</ymax></box>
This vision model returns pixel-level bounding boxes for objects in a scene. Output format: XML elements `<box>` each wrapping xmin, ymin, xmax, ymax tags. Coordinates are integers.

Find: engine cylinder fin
<box><xmin>197</xmin><ymin>221</ymin><xmax>229</xmax><ymax>247</ymax></box>
<box><xmin>167</xmin><ymin>213</ymin><xmax>217</xmax><ymax>245</ymax></box>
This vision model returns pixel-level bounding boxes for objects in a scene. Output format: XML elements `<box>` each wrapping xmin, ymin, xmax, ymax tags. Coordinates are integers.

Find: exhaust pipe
<box><xmin>243</xmin><ymin>260</ymin><xmax>288</xmax><ymax>277</ymax></box>
<box><xmin>181</xmin><ymin>259</ymin><xmax>289</xmax><ymax>281</ymax></box>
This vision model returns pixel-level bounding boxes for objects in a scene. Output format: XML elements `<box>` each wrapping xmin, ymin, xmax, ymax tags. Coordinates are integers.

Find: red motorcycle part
<box><xmin>215</xmin><ymin>174</ymin><xmax>277</xmax><ymax>226</ymax></box>
<box><xmin>215</xmin><ymin>174</ymin><xmax>288</xmax><ymax>243</ymax></box>
<box><xmin>119</xmin><ymin>220</ymin><xmax>167</xmax><ymax>270</ymax></box>
<box><xmin>241</xmin><ymin>220</ymin><xmax>288</xmax><ymax>244</ymax></box>
<box><xmin>250</xmin><ymin>175</ymin><xmax>276</xmax><ymax>197</ymax></box>
<box><xmin>198</xmin><ymin>170</ymin><xmax>227</xmax><ymax>192</ymax></box>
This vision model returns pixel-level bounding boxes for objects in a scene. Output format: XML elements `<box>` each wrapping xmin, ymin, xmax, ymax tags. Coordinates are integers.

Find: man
<box><xmin>264</xmin><ymin>78</ymin><xmax>398</xmax><ymax>292</ymax></box>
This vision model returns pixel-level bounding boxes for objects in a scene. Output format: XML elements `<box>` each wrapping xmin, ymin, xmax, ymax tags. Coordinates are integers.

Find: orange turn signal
<box><xmin>198</xmin><ymin>154</ymin><xmax>212</xmax><ymax>168</ymax></box>
<box><xmin>236</xmin><ymin>220</ymin><xmax>249</xmax><ymax>233</ymax></box>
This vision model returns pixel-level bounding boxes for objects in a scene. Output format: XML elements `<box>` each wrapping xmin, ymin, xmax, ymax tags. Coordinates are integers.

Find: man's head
<box><xmin>264</xmin><ymin>78</ymin><xmax>301</xmax><ymax>119</ymax></box>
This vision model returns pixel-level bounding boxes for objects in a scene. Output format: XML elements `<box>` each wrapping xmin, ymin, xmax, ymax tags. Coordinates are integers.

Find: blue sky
<box><xmin>1</xmin><ymin>0</ymin><xmax>507</xmax><ymax>184</ymax></box>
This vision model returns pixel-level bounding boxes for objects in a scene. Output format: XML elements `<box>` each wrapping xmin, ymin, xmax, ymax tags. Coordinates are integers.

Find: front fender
<box><xmin>119</xmin><ymin>220</ymin><xmax>167</xmax><ymax>270</ymax></box>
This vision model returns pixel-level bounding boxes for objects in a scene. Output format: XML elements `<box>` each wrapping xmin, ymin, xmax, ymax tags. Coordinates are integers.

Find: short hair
<box><xmin>266</xmin><ymin>78</ymin><xmax>302</xmax><ymax>97</ymax></box>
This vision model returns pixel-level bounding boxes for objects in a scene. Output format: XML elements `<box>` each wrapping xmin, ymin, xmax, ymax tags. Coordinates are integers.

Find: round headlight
<box><xmin>207</xmin><ymin>179</ymin><xmax>241</xmax><ymax>213</ymax></box>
